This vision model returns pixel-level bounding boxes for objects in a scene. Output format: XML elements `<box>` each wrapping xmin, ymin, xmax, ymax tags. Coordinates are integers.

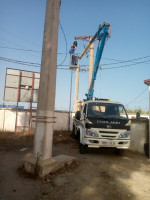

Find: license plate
<box><xmin>101</xmin><ymin>141</ymin><xmax>115</xmax><ymax>146</ymax></box>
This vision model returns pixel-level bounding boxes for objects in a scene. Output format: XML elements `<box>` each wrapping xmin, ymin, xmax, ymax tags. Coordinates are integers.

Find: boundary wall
<box><xmin>0</xmin><ymin>108</ymin><xmax>74</xmax><ymax>132</ymax></box>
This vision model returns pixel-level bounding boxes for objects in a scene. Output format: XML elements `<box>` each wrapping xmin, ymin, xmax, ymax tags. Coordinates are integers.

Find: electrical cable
<box><xmin>0</xmin><ymin>56</ymin><xmax>88</xmax><ymax>70</ymax></box>
<box><xmin>101</xmin><ymin>55</ymin><xmax>150</xmax><ymax>66</ymax></box>
<box><xmin>0</xmin><ymin>38</ymin><xmax>41</xmax><ymax>59</ymax></box>
<box><xmin>125</xmin><ymin>88</ymin><xmax>148</xmax><ymax>107</ymax></box>
<box><xmin>57</xmin><ymin>21</ymin><xmax>68</xmax><ymax>66</ymax></box>
<box><xmin>0</xmin><ymin>45</ymin><xmax>41</xmax><ymax>53</ymax></box>
<box><xmin>0</xmin><ymin>56</ymin><xmax>41</xmax><ymax>67</ymax></box>
<box><xmin>0</xmin><ymin>28</ymin><xmax>41</xmax><ymax>47</ymax></box>
<box><xmin>0</xmin><ymin>54</ymin><xmax>150</xmax><ymax>70</ymax></box>
<box><xmin>102</xmin><ymin>59</ymin><xmax>150</xmax><ymax>70</ymax></box>
<box><xmin>1</xmin><ymin>42</ymin><xmax>150</xmax><ymax>67</ymax></box>
<box><xmin>0</xmin><ymin>44</ymin><xmax>69</xmax><ymax>55</ymax></box>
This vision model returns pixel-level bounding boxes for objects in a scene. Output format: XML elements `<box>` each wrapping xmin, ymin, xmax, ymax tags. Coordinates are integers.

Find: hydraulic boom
<box><xmin>79</xmin><ymin>22</ymin><xmax>111</xmax><ymax>100</ymax></box>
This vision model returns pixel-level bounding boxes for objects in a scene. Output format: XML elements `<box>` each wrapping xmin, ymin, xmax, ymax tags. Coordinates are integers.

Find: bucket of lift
<box><xmin>69</xmin><ymin>54</ymin><xmax>78</xmax><ymax>69</ymax></box>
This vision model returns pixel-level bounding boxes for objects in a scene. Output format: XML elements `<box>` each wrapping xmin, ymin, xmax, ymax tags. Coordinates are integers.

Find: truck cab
<box><xmin>73</xmin><ymin>100</ymin><xmax>130</xmax><ymax>154</ymax></box>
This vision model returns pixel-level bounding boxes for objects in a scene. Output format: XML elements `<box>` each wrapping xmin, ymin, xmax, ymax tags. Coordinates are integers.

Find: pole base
<box><xmin>24</xmin><ymin>154</ymin><xmax>77</xmax><ymax>178</ymax></box>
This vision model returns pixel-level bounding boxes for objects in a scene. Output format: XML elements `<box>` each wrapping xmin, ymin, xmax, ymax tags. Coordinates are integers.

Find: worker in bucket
<box><xmin>69</xmin><ymin>41</ymin><xmax>78</xmax><ymax>66</ymax></box>
<box><xmin>69</xmin><ymin>41</ymin><xmax>77</xmax><ymax>54</ymax></box>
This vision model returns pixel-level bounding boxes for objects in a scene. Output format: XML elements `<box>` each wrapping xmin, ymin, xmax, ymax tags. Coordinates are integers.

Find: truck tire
<box><xmin>71</xmin><ymin>124</ymin><xmax>80</xmax><ymax>140</ymax></box>
<box><xmin>115</xmin><ymin>149</ymin><xmax>124</xmax><ymax>156</ymax></box>
<box><xmin>79</xmin><ymin>143</ymin><xmax>87</xmax><ymax>154</ymax></box>
<box><xmin>76</xmin><ymin>129</ymin><xmax>80</xmax><ymax>141</ymax></box>
<box><xmin>71</xmin><ymin>124</ymin><xmax>76</xmax><ymax>139</ymax></box>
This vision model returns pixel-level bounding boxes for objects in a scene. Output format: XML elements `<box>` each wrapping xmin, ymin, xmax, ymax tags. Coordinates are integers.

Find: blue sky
<box><xmin>0</xmin><ymin>0</ymin><xmax>150</xmax><ymax>111</ymax></box>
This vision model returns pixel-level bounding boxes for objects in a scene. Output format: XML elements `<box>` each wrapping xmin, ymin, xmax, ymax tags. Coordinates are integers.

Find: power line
<box><xmin>0</xmin><ymin>56</ymin><xmax>72</xmax><ymax>70</ymax></box>
<box><xmin>0</xmin><ymin>55</ymin><xmax>149</xmax><ymax>71</ymax></box>
<box><xmin>1</xmin><ymin>41</ymin><xmax>150</xmax><ymax>67</ymax></box>
<box><xmin>0</xmin><ymin>44</ymin><xmax>69</xmax><ymax>55</ymax></box>
<box><xmin>0</xmin><ymin>28</ymin><xmax>41</xmax><ymax>47</ymax></box>
<box><xmin>0</xmin><ymin>45</ymin><xmax>41</xmax><ymax>53</ymax></box>
<box><xmin>101</xmin><ymin>55</ymin><xmax>150</xmax><ymax>66</ymax></box>
<box><xmin>102</xmin><ymin>59</ymin><xmax>150</xmax><ymax>70</ymax></box>
<box><xmin>57</xmin><ymin>21</ymin><xmax>68</xmax><ymax>66</ymax></box>
<box><xmin>0</xmin><ymin>56</ymin><xmax>41</xmax><ymax>67</ymax></box>
<box><xmin>125</xmin><ymin>87</ymin><xmax>148</xmax><ymax>107</ymax></box>
<box><xmin>0</xmin><ymin>38</ymin><xmax>41</xmax><ymax>59</ymax></box>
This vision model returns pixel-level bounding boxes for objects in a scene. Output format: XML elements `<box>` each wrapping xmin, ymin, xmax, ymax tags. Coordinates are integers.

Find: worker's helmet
<box><xmin>73</xmin><ymin>41</ymin><xmax>77</xmax><ymax>47</ymax></box>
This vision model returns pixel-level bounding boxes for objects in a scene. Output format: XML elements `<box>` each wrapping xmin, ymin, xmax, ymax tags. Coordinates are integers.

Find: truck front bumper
<box><xmin>82</xmin><ymin>137</ymin><xmax>130</xmax><ymax>149</ymax></box>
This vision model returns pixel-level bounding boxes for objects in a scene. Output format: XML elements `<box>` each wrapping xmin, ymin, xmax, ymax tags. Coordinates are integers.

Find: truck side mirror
<box><xmin>75</xmin><ymin>111</ymin><xmax>81</xmax><ymax>120</ymax></box>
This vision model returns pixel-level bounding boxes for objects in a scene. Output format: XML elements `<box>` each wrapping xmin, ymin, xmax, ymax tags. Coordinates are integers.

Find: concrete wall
<box><xmin>0</xmin><ymin>108</ymin><xmax>74</xmax><ymax>132</ymax></box>
<box><xmin>130</xmin><ymin>119</ymin><xmax>149</xmax><ymax>154</ymax></box>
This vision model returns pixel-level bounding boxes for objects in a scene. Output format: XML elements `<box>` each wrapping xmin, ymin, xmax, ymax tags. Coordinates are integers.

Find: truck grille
<box><xmin>99</xmin><ymin>130</ymin><xmax>119</xmax><ymax>138</ymax></box>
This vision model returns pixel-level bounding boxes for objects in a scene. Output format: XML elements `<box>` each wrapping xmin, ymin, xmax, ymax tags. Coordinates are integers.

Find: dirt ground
<box><xmin>0</xmin><ymin>131</ymin><xmax>150</xmax><ymax>200</ymax></box>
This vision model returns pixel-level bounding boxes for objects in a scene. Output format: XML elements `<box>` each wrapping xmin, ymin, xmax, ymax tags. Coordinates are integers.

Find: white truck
<box><xmin>72</xmin><ymin>23</ymin><xmax>130</xmax><ymax>154</ymax></box>
<box><xmin>73</xmin><ymin>100</ymin><xmax>130</xmax><ymax>154</ymax></box>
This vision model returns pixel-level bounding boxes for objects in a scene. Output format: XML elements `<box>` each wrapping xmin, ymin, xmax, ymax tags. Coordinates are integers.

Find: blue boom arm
<box><xmin>79</xmin><ymin>22</ymin><xmax>110</xmax><ymax>100</ymax></box>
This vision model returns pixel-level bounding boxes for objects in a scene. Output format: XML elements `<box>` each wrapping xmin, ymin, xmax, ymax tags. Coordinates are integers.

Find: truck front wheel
<box><xmin>79</xmin><ymin>143</ymin><xmax>87</xmax><ymax>154</ymax></box>
<box><xmin>71</xmin><ymin>124</ymin><xmax>76</xmax><ymax>139</ymax></box>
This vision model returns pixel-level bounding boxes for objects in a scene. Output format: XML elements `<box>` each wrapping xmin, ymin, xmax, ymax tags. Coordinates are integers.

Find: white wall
<box><xmin>0</xmin><ymin>108</ymin><xmax>74</xmax><ymax>132</ymax></box>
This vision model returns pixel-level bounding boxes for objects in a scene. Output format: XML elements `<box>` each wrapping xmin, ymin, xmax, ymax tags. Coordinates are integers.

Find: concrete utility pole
<box><xmin>74</xmin><ymin>64</ymin><xmax>79</xmax><ymax>112</ymax></box>
<box><xmin>68</xmin><ymin>70</ymin><xmax>73</xmax><ymax>131</ymax></box>
<box><xmin>33</xmin><ymin>0</ymin><xmax>60</xmax><ymax>160</ymax></box>
<box><xmin>25</xmin><ymin>0</ymin><xmax>61</xmax><ymax>177</ymax></box>
<box><xmin>74</xmin><ymin>36</ymin><xmax>94</xmax><ymax>92</ymax></box>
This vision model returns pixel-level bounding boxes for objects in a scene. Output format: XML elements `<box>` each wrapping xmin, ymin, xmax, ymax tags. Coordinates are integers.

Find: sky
<box><xmin>0</xmin><ymin>0</ymin><xmax>150</xmax><ymax>112</ymax></box>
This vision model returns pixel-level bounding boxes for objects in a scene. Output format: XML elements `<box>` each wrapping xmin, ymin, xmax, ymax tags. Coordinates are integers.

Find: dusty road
<box><xmin>0</xmin><ymin>131</ymin><xmax>150</xmax><ymax>200</ymax></box>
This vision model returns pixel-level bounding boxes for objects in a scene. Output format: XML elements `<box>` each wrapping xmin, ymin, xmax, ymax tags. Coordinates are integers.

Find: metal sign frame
<box><xmin>3</xmin><ymin>68</ymin><xmax>40</xmax><ymax>132</ymax></box>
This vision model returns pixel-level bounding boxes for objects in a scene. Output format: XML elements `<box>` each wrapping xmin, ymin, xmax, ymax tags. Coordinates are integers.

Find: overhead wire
<box><xmin>1</xmin><ymin>41</ymin><xmax>150</xmax><ymax>67</ymax></box>
<box><xmin>0</xmin><ymin>56</ymin><xmax>77</xmax><ymax>70</ymax></box>
<box><xmin>0</xmin><ymin>44</ymin><xmax>68</xmax><ymax>55</ymax></box>
<box><xmin>125</xmin><ymin>87</ymin><xmax>148</xmax><ymax>107</ymax></box>
<box><xmin>0</xmin><ymin>28</ymin><xmax>41</xmax><ymax>47</ymax></box>
<box><xmin>0</xmin><ymin>37</ymin><xmax>42</xmax><ymax>59</ymax></box>
<box><xmin>0</xmin><ymin>56</ymin><xmax>41</xmax><ymax>67</ymax></box>
<box><xmin>0</xmin><ymin>45</ymin><xmax>41</xmax><ymax>53</ymax></box>
<box><xmin>57</xmin><ymin>21</ymin><xmax>68</xmax><ymax>66</ymax></box>
<box><xmin>101</xmin><ymin>55</ymin><xmax>150</xmax><ymax>66</ymax></box>
<box><xmin>0</xmin><ymin>55</ymin><xmax>150</xmax><ymax>71</ymax></box>
<box><xmin>102</xmin><ymin>59</ymin><xmax>150</xmax><ymax>70</ymax></box>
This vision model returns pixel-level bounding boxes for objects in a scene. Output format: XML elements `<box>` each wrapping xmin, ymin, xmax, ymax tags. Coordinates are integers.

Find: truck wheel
<box><xmin>71</xmin><ymin>125</ymin><xmax>80</xmax><ymax>140</ymax></box>
<box><xmin>76</xmin><ymin>129</ymin><xmax>80</xmax><ymax>141</ymax></box>
<box><xmin>115</xmin><ymin>149</ymin><xmax>124</xmax><ymax>156</ymax></box>
<box><xmin>71</xmin><ymin>124</ymin><xmax>76</xmax><ymax>139</ymax></box>
<box><xmin>79</xmin><ymin>143</ymin><xmax>87</xmax><ymax>154</ymax></box>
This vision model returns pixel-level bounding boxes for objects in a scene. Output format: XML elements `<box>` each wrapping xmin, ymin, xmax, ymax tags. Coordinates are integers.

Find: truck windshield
<box><xmin>87</xmin><ymin>102</ymin><xmax>128</xmax><ymax>119</ymax></box>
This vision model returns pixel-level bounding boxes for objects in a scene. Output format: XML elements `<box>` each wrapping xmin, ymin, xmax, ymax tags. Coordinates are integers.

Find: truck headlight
<box><xmin>86</xmin><ymin>129</ymin><xmax>99</xmax><ymax>137</ymax></box>
<box><xmin>119</xmin><ymin>131</ymin><xmax>130</xmax><ymax>139</ymax></box>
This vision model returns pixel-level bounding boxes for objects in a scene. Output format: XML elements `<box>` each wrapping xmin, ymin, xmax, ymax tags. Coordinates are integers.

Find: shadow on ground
<box><xmin>0</xmin><ymin>131</ymin><xmax>150</xmax><ymax>200</ymax></box>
